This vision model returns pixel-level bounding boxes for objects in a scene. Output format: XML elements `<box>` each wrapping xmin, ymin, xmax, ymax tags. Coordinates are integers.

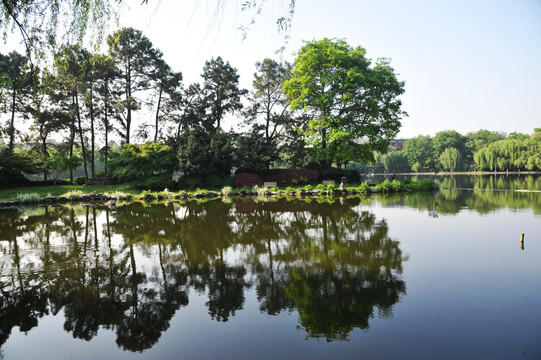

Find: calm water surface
<box><xmin>1</xmin><ymin>175</ymin><xmax>540</xmax><ymax>359</ymax></box>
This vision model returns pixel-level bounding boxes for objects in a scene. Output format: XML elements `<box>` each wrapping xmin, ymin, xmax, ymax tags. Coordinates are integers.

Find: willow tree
<box><xmin>283</xmin><ymin>38</ymin><xmax>406</xmax><ymax>167</ymax></box>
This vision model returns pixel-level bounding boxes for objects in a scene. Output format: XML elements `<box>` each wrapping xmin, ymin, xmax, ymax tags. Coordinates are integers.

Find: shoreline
<box><xmin>371</xmin><ymin>171</ymin><xmax>541</xmax><ymax>176</ymax></box>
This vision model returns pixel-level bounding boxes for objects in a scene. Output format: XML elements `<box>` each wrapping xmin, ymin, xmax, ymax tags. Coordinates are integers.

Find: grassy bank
<box><xmin>0</xmin><ymin>179</ymin><xmax>439</xmax><ymax>204</ymax></box>
<box><xmin>0</xmin><ymin>184</ymin><xmax>141</xmax><ymax>201</ymax></box>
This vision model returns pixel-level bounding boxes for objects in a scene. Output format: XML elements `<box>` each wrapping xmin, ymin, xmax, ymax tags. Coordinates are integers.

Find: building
<box><xmin>389</xmin><ymin>139</ymin><xmax>407</xmax><ymax>151</ymax></box>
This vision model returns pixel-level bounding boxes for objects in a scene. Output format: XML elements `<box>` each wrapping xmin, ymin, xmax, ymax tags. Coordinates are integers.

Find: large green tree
<box><xmin>0</xmin><ymin>51</ymin><xmax>35</xmax><ymax>153</ymax></box>
<box><xmin>107</xmin><ymin>27</ymin><xmax>163</xmax><ymax>144</ymax></box>
<box><xmin>403</xmin><ymin>135</ymin><xmax>437</xmax><ymax>172</ymax></box>
<box><xmin>283</xmin><ymin>38</ymin><xmax>406</xmax><ymax>166</ymax></box>
<box><xmin>200</xmin><ymin>56</ymin><xmax>246</xmax><ymax>132</ymax></box>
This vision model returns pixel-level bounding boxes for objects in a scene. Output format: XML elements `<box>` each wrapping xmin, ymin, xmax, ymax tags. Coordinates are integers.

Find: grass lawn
<box><xmin>0</xmin><ymin>184</ymin><xmax>141</xmax><ymax>201</ymax></box>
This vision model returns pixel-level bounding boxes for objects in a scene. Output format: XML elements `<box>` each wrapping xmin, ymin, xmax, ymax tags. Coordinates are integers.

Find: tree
<box><xmin>178</xmin><ymin>127</ymin><xmax>233</xmax><ymax>177</ymax></box>
<box><xmin>377</xmin><ymin>149</ymin><xmax>410</xmax><ymax>173</ymax></box>
<box><xmin>200</xmin><ymin>57</ymin><xmax>247</xmax><ymax>132</ymax></box>
<box><xmin>439</xmin><ymin>147</ymin><xmax>461</xmax><ymax>172</ymax></box>
<box><xmin>234</xmin><ymin>125</ymin><xmax>279</xmax><ymax>171</ymax></box>
<box><xmin>108</xmin><ymin>141</ymin><xmax>177</xmax><ymax>189</ymax></box>
<box><xmin>107</xmin><ymin>27</ymin><xmax>163</xmax><ymax>144</ymax></box>
<box><xmin>0</xmin><ymin>51</ymin><xmax>35</xmax><ymax>153</ymax></box>
<box><xmin>92</xmin><ymin>54</ymin><xmax>117</xmax><ymax>176</ymax></box>
<box><xmin>54</xmin><ymin>44</ymin><xmax>92</xmax><ymax>182</ymax></box>
<box><xmin>148</xmin><ymin>59</ymin><xmax>182</xmax><ymax>142</ymax></box>
<box><xmin>433</xmin><ymin>130</ymin><xmax>466</xmax><ymax>169</ymax></box>
<box><xmin>403</xmin><ymin>135</ymin><xmax>437</xmax><ymax>172</ymax></box>
<box><xmin>1</xmin><ymin>0</ymin><xmax>295</xmax><ymax>57</ymax></box>
<box><xmin>45</xmin><ymin>153</ymin><xmax>82</xmax><ymax>185</ymax></box>
<box><xmin>283</xmin><ymin>38</ymin><xmax>406</xmax><ymax>166</ymax></box>
<box><xmin>245</xmin><ymin>58</ymin><xmax>292</xmax><ymax>142</ymax></box>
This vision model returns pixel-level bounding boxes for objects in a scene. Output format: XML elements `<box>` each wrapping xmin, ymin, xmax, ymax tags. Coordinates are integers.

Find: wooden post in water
<box><xmin>520</xmin><ymin>233</ymin><xmax>525</xmax><ymax>250</ymax></box>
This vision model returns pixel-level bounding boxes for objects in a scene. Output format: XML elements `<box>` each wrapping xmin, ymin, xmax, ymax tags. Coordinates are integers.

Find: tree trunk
<box><xmin>8</xmin><ymin>87</ymin><xmax>17</xmax><ymax>153</ymax></box>
<box><xmin>41</xmin><ymin>136</ymin><xmax>49</xmax><ymax>181</ymax></box>
<box><xmin>154</xmin><ymin>86</ymin><xmax>163</xmax><ymax>142</ymax></box>
<box><xmin>89</xmin><ymin>87</ymin><xmax>96</xmax><ymax>178</ymax></box>
<box><xmin>69</xmin><ymin>118</ymin><xmax>76</xmax><ymax>183</ymax></box>
<box><xmin>75</xmin><ymin>93</ymin><xmax>89</xmax><ymax>182</ymax></box>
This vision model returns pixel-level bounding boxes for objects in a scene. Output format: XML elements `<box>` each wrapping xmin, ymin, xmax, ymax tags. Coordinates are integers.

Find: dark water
<box><xmin>1</xmin><ymin>176</ymin><xmax>540</xmax><ymax>359</ymax></box>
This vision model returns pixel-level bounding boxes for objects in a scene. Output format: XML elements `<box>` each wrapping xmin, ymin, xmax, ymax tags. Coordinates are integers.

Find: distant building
<box><xmin>389</xmin><ymin>139</ymin><xmax>407</xmax><ymax>151</ymax></box>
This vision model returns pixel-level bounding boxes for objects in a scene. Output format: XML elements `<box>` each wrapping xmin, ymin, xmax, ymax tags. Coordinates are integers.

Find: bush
<box><xmin>354</xmin><ymin>182</ymin><xmax>371</xmax><ymax>193</ymax></box>
<box><xmin>404</xmin><ymin>179</ymin><xmax>439</xmax><ymax>191</ymax></box>
<box><xmin>15</xmin><ymin>193</ymin><xmax>42</xmax><ymax>204</ymax></box>
<box><xmin>75</xmin><ymin>176</ymin><xmax>86</xmax><ymax>185</ymax></box>
<box><xmin>180</xmin><ymin>173</ymin><xmax>233</xmax><ymax>190</ymax></box>
<box><xmin>135</xmin><ymin>174</ymin><xmax>172</xmax><ymax>191</ymax></box>
<box><xmin>93</xmin><ymin>171</ymin><xmax>106</xmax><ymax>179</ymax></box>
<box><xmin>64</xmin><ymin>190</ymin><xmax>83</xmax><ymax>200</ymax></box>
<box><xmin>375</xmin><ymin>179</ymin><xmax>404</xmax><ymax>193</ymax></box>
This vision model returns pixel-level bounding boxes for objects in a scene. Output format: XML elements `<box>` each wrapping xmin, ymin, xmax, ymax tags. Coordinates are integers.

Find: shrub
<box><xmin>180</xmin><ymin>173</ymin><xmax>233</xmax><ymax>190</ymax></box>
<box><xmin>15</xmin><ymin>193</ymin><xmax>41</xmax><ymax>204</ymax></box>
<box><xmin>221</xmin><ymin>186</ymin><xmax>233</xmax><ymax>196</ymax></box>
<box><xmin>253</xmin><ymin>185</ymin><xmax>268</xmax><ymax>196</ymax></box>
<box><xmin>136</xmin><ymin>174</ymin><xmax>172</xmax><ymax>191</ymax></box>
<box><xmin>375</xmin><ymin>179</ymin><xmax>404</xmax><ymax>193</ymax></box>
<box><xmin>93</xmin><ymin>171</ymin><xmax>106</xmax><ymax>179</ymax></box>
<box><xmin>404</xmin><ymin>179</ymin><xmax>439</xmax><ymax>191</ymax></box>
<box><xmin>354</xmin><ymin>182</ymin><xmax>371</xmax><ymax>193</ymax></box>
<box><xmin>64</xmin><ymin>190</ymin><xmax>83</xmax><ymax>200</ymax></box>
<box><xmin>75</xmin><ymin>176</ymin><xmax>86</xmax><ymax>185</ymax></box>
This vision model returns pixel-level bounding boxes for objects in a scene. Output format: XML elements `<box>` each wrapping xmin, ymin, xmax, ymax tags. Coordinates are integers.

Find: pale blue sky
<box><xmin>119</xmin><ymin>0</ymin><xmax>541</xmax><ymax>138</ymax></box>
<box><xmin>5</xmin><ymin>0</ymin><xmax>541</xmax><ymax>139</ymax></box>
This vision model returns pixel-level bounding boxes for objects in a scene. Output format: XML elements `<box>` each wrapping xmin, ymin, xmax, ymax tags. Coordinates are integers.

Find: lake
<box><xmin>1</xmin><ymin>174</ymin><xmax>540</xmax><ymax>359</ymax></box>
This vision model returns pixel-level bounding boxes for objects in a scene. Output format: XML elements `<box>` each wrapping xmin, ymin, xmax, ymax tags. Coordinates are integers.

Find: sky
<box><xmin>5</xmin><ymin>0</ymin><xmax>541</xmax><ymax>139</ymax></box>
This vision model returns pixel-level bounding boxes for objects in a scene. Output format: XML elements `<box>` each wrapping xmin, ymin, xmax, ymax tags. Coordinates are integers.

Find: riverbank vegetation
<box><xmin>0</xmin><ymin>178</ymin><xmax>439</xmax><ymax>205</ymax></box>
<box><xmin>1</xmin><ymin>35</ymin><xmax>406</xmax><ymax>190</ymax></box>
<box><xmin>367</xmin><ymin>129</ymin><xmax>541</xmax><ymax>174</ymax></box>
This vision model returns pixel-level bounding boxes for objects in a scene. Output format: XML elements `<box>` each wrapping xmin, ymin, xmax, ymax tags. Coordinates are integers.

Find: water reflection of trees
<box><xmin>0</xmin><ymin>199</ymin><xmax>407</xmax><ymax>350</ymax></box>
<box><xmin>394</xmin><ymin>175</ymin><xmax>541</xmax><ymax>216</ymax></box>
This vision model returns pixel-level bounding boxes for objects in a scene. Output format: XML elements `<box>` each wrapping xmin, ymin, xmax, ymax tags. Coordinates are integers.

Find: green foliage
<box><xmin>403</xmin><ymin>179</ymin><xmax>439</xmax><ymax>191</ymax></box>
<box><xmin>74</xmin><ymin>176</ymin><xmax>86</xmax><ymax>185</ymax></box>
<box><xmin>375</xmin><ymin>179</ymin><xmax>404</xmax><ymax>193</ymax></box>
<box><xmin>283</xmin><ymin>38</ymin><xmax>405</xmax><ymax>166</ymax></box>
<box><xmin>439</xmin><ymin>147</ymin><xmax>461</xmax><ymax>172</ymax></box>
<box><xmin>46</xmin><ymin>153</ymin><xmax>83</xmax><ymax>184</ymax></box>
<box><xmin>221</xmin><ymin>186</ymin><xmax>233</xmax><ymax>196</ymax></box>
<box><xmin>200</xmin><ymin>56</ymin><xmax>247</xmax><ymax>131</ymax></box>
<box><xmin>64</xmin><ymin>190</ymin><xmax>83</xmax><ymax>200</ymax></box>
<box><xmin>326</xmin><ymin>184</ymin><xmax>338</xmax><ymax>195</ymax></box>
<box><xmin>178</xmin><ymin>128</ymin><xmax>233</xmax><ymax>177</ymax></box>
<box><xmin>0</xmin><ymin>149</ymin><xmax>35</xmax><ymax>187</ymax></box>
<box><xmin>178</xmin><ymin>173</ymin><xmax>232</xmax><ymax>190</ymax></box>
<box><xmin>108</xmin><ymin>142</ymin><xmax>176</xmax><ymax>189</ymax></box>
<box><xmin>403</xmin><ymin>136</ymin><xmax>437</xmax><ymax>172</ymax></box>
<box><xmin>14</xmin><ymin>192</ymin><xmax>41</xmax><ymax>204</ymax></box>
<box><xmin>374</xmin><ymin>149</ymin><xmax>411</xmax><ymax>173</ymax></box>
<box><xmin>353</xmin><ymin>182</ymin><xmax>371</xmax><ymax>193</ymax></box>
<box><xmin>234</xmin><ymin>126</ymin><xmax>278</xmax><ymax>171</ymax></box>
<box><xmin>93</xmin><ymin>170</ymin><xmax>106</xmax><ymax>179</ymax></box>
